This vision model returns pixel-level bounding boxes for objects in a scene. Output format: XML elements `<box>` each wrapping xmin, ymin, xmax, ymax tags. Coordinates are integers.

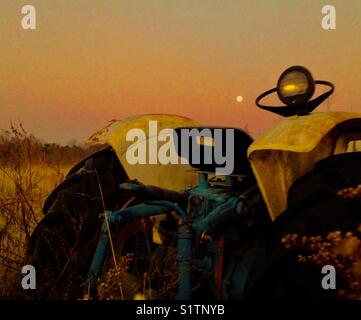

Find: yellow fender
<box><xmin>87</xmin><ymin>114</ymin><xmax>200</xmax><ymax>191</ymax></box>
<box><xmin>248</xmin><ymin>111</ymin><xmax>361</xmax><ymax>220</ymax></box>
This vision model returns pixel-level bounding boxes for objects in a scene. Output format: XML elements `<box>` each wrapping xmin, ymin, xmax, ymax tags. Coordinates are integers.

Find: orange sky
<box><xmin>1</xmin><ymin>0</ymin><xmax>361</xmax><ymax>143</ymax></box>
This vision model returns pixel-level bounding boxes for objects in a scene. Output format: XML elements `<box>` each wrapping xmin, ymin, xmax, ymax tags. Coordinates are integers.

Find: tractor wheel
<box><xmin>27</xmin><ymin>145</ymin><xmax>178</xmax><ymax>300</ymax></box>
<box><xmin>247</xmin><ymin>152</ymin><xmax>361</xmax><ymax>300</ymax></box>
<box><xmin>26</xmin><ymin>146</ymin><xmax>131</xmax><ymax>299</ymax></box>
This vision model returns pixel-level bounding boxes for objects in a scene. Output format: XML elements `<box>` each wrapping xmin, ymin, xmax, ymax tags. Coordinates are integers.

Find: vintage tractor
<box><xmin>27</xmin><ymin>66</ymin><xmax>361</xmax><ymax>300</ymax></box>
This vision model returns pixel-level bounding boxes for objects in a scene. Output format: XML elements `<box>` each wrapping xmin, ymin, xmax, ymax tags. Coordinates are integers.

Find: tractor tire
<box><xmin>248</xmin><ymin>152</ymin><xmax>361</xmax><ymax>300</ymax></box>
<box><xmin>26</xmin><ymin>146</ymin><xmax>131</xmax><ymax>299</ymax></box>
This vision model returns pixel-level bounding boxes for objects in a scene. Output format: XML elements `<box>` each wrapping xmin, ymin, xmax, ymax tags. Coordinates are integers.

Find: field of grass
<box><xmin>0</xmin><ymin>125</ymin><xmax>97</xmax><ymax>299</ymax></box>
<box><xmin>0</xmin><ymin>165</ymin><xmax>71</xmax><ymax>297</ymax></box>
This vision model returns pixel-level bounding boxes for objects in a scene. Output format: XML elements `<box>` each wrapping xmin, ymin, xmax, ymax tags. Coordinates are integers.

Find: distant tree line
<box><xmin>0</xmin><ymin>124</ymin><xmax>102</xmax><ymax>167</ymax></box>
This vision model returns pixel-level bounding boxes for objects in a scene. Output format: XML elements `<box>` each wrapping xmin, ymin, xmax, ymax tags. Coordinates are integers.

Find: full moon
<box><xmin>236</xmin><ymin>96</ymin><xmax>244</xmax><ymax>103</ymax></box>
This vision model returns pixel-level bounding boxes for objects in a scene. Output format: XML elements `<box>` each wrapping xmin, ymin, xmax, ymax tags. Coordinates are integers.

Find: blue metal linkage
<box><xmin>87</xmin><ymin>201</ymin><xmax>189</xmax><ymax>294</ymax></box>
<box><xmin>88</xmin><ymin>178</ymin><xmax>257</xmax><ymax>300</ymax></box>
<box><xmin>176</xmin><ymin>224</ymin><xmax>193</xmax><ymax>300</ymax></box>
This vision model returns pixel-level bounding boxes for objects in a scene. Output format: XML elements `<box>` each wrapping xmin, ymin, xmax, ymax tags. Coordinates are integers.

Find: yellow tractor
<box><xmin>28</xmin><ymin>66</ymin><xmax>361</xmax><ymax>300</ymax></box>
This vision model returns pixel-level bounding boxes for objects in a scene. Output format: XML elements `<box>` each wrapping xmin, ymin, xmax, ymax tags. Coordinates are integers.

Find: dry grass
<box><xmin>0</xmin><ymin>124</ymin><xmax>95</xmax><ymax>299</ymax></box>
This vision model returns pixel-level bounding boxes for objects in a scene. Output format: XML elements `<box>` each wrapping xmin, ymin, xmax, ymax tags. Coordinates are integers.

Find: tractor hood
<box><xmin>248</xmin><ymin>111</ymin><xmax>361</xmax><ymax>220</ymax></box>
<box><xmin>87</xmin><ymin>114</ymin><xmax>200</xmax><ymax>190</ymax></box>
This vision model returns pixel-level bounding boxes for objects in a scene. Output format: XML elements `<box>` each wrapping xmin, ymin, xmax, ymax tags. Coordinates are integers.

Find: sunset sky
<box><xmin>1</xmin><ymin>0</ymin><xmax>361</xmax><ymax>144</ymax></box>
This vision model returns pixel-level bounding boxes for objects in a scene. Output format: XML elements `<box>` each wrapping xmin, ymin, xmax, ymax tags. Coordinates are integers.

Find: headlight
<box><xmin>277</xmin><ymin>66</ymin><xmax>315</xmax><ymax>107</ymax></box>
<box><xmin>255</xmin><ymin>65</ymin><xmax>335</xmax><ymax>117</ymax></box>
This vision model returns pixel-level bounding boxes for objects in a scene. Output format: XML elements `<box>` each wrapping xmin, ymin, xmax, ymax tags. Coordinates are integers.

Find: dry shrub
<box><xmin>282</xmin><ymin>184</ymin><xmax>361</xmax><ymax>300</ymax></box>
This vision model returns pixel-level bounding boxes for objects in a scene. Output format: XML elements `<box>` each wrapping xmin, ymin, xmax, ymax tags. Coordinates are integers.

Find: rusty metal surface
<box><xmin>248</xmin><ymin>111</ymin><xmax>361</xmax><ymax>220</ymax></box>
<box><xmin>87</xmin><ymin>114</ymin><xmax>200</xmax><ymax>191</ymax></box>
